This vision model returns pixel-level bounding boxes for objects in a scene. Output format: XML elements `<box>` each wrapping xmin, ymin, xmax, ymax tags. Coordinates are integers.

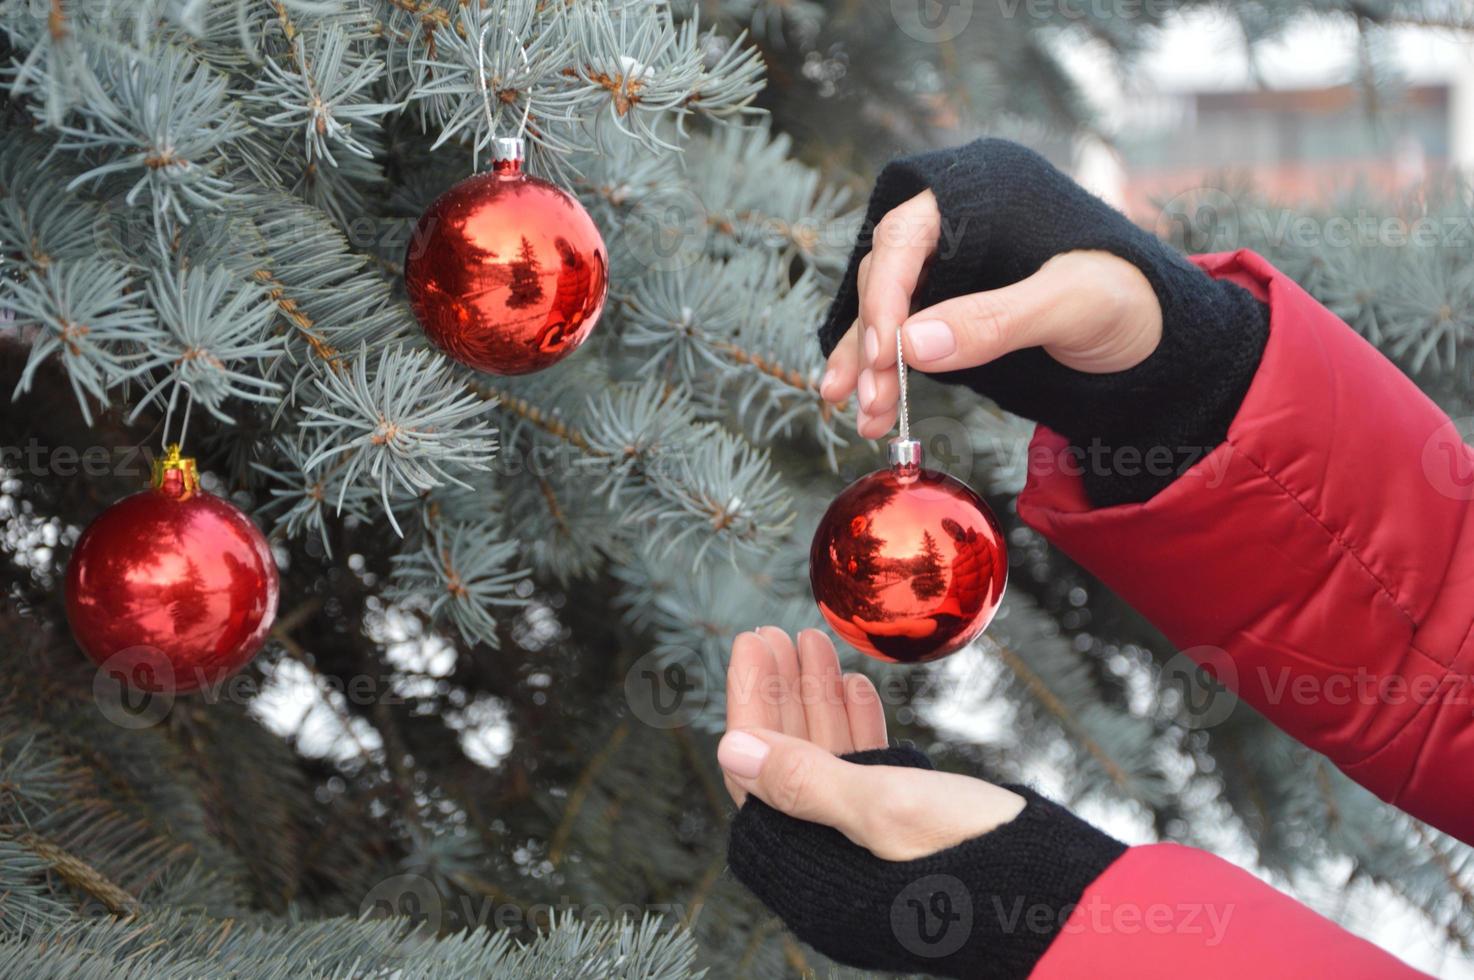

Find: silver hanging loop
<box><xmin>888</xmin><ymin>329</ymin><xmax>922</xmax><ymax>476</ymax></box>
<box><xmin>474</xmin><ymin>18</ymin><xmax>533</xmax><ymax>171</ymax></box>
<box><xmin>160</xmin><ymin>380</ymin><xmax>195</xmax><ymax>454</ymax></box>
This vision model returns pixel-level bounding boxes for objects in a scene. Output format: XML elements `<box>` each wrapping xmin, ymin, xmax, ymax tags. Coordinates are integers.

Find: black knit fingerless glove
<box><xmin>820</xmin><ymin>138</ymin><xmax>1270</xmax><ymax>507</ymax></box>
<box><xmin>727</xmin><ymin>745</ymin><xmax>1127</xmax><ymax>978</ymax></box>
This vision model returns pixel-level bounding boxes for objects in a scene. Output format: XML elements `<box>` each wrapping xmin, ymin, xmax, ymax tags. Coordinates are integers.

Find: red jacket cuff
<box><xmin>1031</xmin><ymin>843</ymin><xmax>1426</xmax><ymax>978</ymax></box>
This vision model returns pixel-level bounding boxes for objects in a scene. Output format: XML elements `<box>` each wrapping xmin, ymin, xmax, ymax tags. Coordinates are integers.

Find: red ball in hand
<box><xmin>810</xmin><ymin>446</ymin><xmax>1007</xmax><ymax>664</ymax></box>
<box><xmin>65</xmin><ymin>448</ymin><xmax>279</xmax><ymax>693</ymax></box>
<box><xmin>404</xmin><ymin>138</ymin><xmax>608</xmax><ymax>376</ymax></box>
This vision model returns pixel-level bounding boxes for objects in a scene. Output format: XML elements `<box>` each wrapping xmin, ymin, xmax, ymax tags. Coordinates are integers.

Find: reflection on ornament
<box><xmin>404</xmin><ymin>137</ymin><xmax>608</xmax><ymax>376</ymax></box>
<box><xmin>810</xmin><ymin>440</ymin><xmax>1006</xmax><ymax>664</ymax></box>
<box><xmin>64</xmin><ymin>445</ymin><xmax>279</xmax><ymax>693</ymax></box>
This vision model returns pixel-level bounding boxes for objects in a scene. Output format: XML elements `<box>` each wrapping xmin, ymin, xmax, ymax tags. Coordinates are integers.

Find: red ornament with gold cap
<box><xmin>404</xmin><ymin>136</ymin><xmax>609</xmax><ymax>375</ymax></box>
<box><xmin>809</xmin><ymin>339</ymin><xmax>1007</xmax><ymax>663</ymax></box>
<box><xmin>64</xmin><ymin>445</ymin><xmax>280</xmax><ymax>693</ymax></box>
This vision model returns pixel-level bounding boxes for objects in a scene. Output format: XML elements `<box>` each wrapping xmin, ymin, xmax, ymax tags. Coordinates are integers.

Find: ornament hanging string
<box><xmin>896</xmin><ymin>330</ymin><xmax>910</xmax><ymax>443</ymax></box>
<box><xmin>160</xmin><ymin>381</ymin><xmax>195</xmax><ymax>455</ymax></box>
<box><xmin>474</xmin><ymin>18</ymin><xmax>533</xmax><ymax>171</ymax></box>
<box><xmin>888</xmin><ymin>330</ymin><xmax>921</xmax><ymax>473</ymax></box>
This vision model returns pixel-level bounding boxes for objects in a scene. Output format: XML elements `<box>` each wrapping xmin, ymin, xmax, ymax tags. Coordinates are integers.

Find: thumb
<box><xmin>721</xmin><ymin>730</ymin><xmax>1030</xmax><ymax>862</ymax></box>
<box><xmin>718</xmin><ymin>729</ymin><xmax>878</xmax><ymax>844</ymax></box>
<box><xmin>899</xmin><ymin>275</ymin><xmax>1052</xmax><ymax>374</ymax></box>
<box><xmin>896</xmin><ymin>252</ymin><xmax>1108</xmax><ymax>374</ymax></box>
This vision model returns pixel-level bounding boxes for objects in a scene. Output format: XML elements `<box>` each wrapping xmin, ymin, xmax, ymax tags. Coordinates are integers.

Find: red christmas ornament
<box><xmin>404</xmin><ymin>137</ymin><xmax>609</xmax><ymax>375</ymax></box>
<box><xmin>810</xmin><ymin>439</ymin><xmax>1007</xmax><ymax>664</ymax></box>
<box><xmin>64</xmin><ymin>445</ymin><xmax>279</xmax><ymax>693</ymax></box>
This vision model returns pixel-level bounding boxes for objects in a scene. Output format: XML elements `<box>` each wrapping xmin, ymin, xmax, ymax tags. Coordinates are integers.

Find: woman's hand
<box><xmin>716</xmin><ymin>627</ymin><xmax>1024</xmax><ymax>861</ymax></box>
<box><xmin>820</xmin><ymin>190</ymin><xmax>1165</xmax><ymax>439</ymax></box>
<box><xmin>720</xmin><ymin>627</ymin><xmax>1130</xmax><ymax>977</ymax></box>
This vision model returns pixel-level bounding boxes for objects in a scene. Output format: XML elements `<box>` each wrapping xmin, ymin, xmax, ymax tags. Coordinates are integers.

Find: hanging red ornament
<box><xmin>404</xmin><ymin>137</ymin><xmax>609</xmax><ymax>376</ymax></box>
<box><xmin>64</xmin><ymin>445</ymin><xmax>280</xmax><ymax>693</ymax></box>
<box><xmin>810</xmin><ymin>440</ymin><xmax>1007</xmax><ymax>663</ymax></box>
<box><xmin>810</xmin><ymin>342</ymin><xmax>1006</xmax><ymax>664</ymax></box>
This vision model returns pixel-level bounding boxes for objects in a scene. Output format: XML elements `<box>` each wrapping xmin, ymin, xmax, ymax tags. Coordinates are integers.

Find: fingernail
<box><xmin>718</xmin><ymin>731</ymin><xmax>770</xmax><ymax>779</ymax></box>
<box><xmin>820</xmin><ymin>368</ymin><xmax>838</xmax><ymax>397</ymax></box>
<box><xmin>864</xmin><ymin>327</ymin><xmax>880</xmax><ymax>363</ymax></box>
<box><xmin>905</xmin><ymin>320</ymin><xmax>955</xmax><ymax>361</ymax></box>
<box><xmin>857</xmin><ymin>369</ymin><xmax>876</xmax><ymax>410</ymax></box>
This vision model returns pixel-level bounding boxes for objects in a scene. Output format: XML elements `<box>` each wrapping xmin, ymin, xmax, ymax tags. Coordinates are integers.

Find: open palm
<box><xmin>718</xmin><ymin>628</ymin><xmax>1024</xmax><ymax>862</ymax></box>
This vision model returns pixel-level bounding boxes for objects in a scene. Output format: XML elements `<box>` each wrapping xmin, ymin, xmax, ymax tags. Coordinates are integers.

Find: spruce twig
<box><xmin>22</xmin><ymin>833</ymin><xmax>139</xmax><ymax>916</ymax></box>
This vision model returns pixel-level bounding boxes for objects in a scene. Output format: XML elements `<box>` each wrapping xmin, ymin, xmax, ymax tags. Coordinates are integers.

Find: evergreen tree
<box><xmin>504</xmin><ymin>235</ymin><xmax>543</xmax><ymax>310</ymax></box>
<box><xmin>909</xmin><ymin>531</ymin><xmax>946</xmax><ymax>602</ymax></box>
<box><xmin>0</xmin><ymin>1</ymin><xmax>1471</xmax><ymax>977</ymax></box>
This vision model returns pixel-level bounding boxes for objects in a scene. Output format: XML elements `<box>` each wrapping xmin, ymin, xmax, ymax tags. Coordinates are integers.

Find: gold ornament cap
<box><xmin>152</xmin><ymin>444</ymin><xmax>200</xmax><ymax>499</ymax></box>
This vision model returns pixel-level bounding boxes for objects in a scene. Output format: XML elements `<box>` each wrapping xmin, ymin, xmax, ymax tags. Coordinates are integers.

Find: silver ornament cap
<box><xmin>889</xmin><ymin>438</ymin><xmax>922</xmax><ymax>479</ymax></box>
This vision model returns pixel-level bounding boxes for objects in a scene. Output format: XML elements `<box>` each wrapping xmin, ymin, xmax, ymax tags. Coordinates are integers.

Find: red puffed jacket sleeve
<box><xmin>1018</xmin><ymin>249</ymin><xmax>1473</xmax><ymax>977</ymax></box>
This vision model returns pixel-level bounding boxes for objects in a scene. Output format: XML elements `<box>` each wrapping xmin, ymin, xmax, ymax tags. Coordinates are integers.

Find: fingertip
<box><xmin>856</xmin><ymin>409</ymin><xmax>895</xmax><ymax>440</ymax></box>
<box><xmin>819</xmin><ymin>366</ymin><xmax>848</xmax><ymax>403</ymax></box>
<box><xmin>857</xmin><ymin>368</ymin><xmax>876</xmax><ymax>413</ymax></box>
<box><xmin>728</xmin><ymin>728</ymin><xmax>877</xmax><ymax>832</ymax></box>
<box><xmin>822</xmin><ymin>324</ymin><xmax>861</xmax><ymax>403</ymax></box>
<box><xmin>871</xmin><ymin>324</ymin><xmax>898</xmax><ymax>371</ymax></box>
<box><xmin>756</xmin><ymin>625</ymin><xmax>797</xmax><ymax>663</ymax></box>
<box><xmin>859</xmin><ymin>360</ymin><xmax>898</xmax><ymax>418</ymax></box>
<box><xmin>730</xmin><ymin>630</ymin><xmax>769</xmax><ymax>663</ymax></box>
<box><xmin>902</xmin><ymin>318</ymin><xmax>959</xmax><ymax>366</ymax></box>
<box><xmin>859</xmin><ymin>287</ymin><xmax>904</xmax><ymax>370</ymax></box>
<box><xmin>797</xmin><ymin>626</ymin><xmax>831</xmax><ymax>645</ymax></box>
<box><xmin>797</xmin><ymin>628</ymin><xmax>841</xmax><ymax>670</ymax></box>
<box><xmin>754</xmin><ymin>625</ymin><xmax>790</xmax><ymax>654</ymax></box>
<box><xmin>730</xmin><ymin>631</ymin><xmax>777</xmax><ymax>681</ymax></box>
<box><xmin>797</xmin><ymin>629</ymin><xmax>839</xmax><ymax>665</ymax></box>
<box><xmin>717</xmin><ymin>728</ymin><xmax>773</xmax><ymax>781</ymax></box>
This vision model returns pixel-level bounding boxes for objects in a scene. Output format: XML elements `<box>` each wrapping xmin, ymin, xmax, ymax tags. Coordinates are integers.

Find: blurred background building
<box><xmin>1064</xmin><ymin>11</ymin><xmax>1474</xmax><ymax>219</ymax></box>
